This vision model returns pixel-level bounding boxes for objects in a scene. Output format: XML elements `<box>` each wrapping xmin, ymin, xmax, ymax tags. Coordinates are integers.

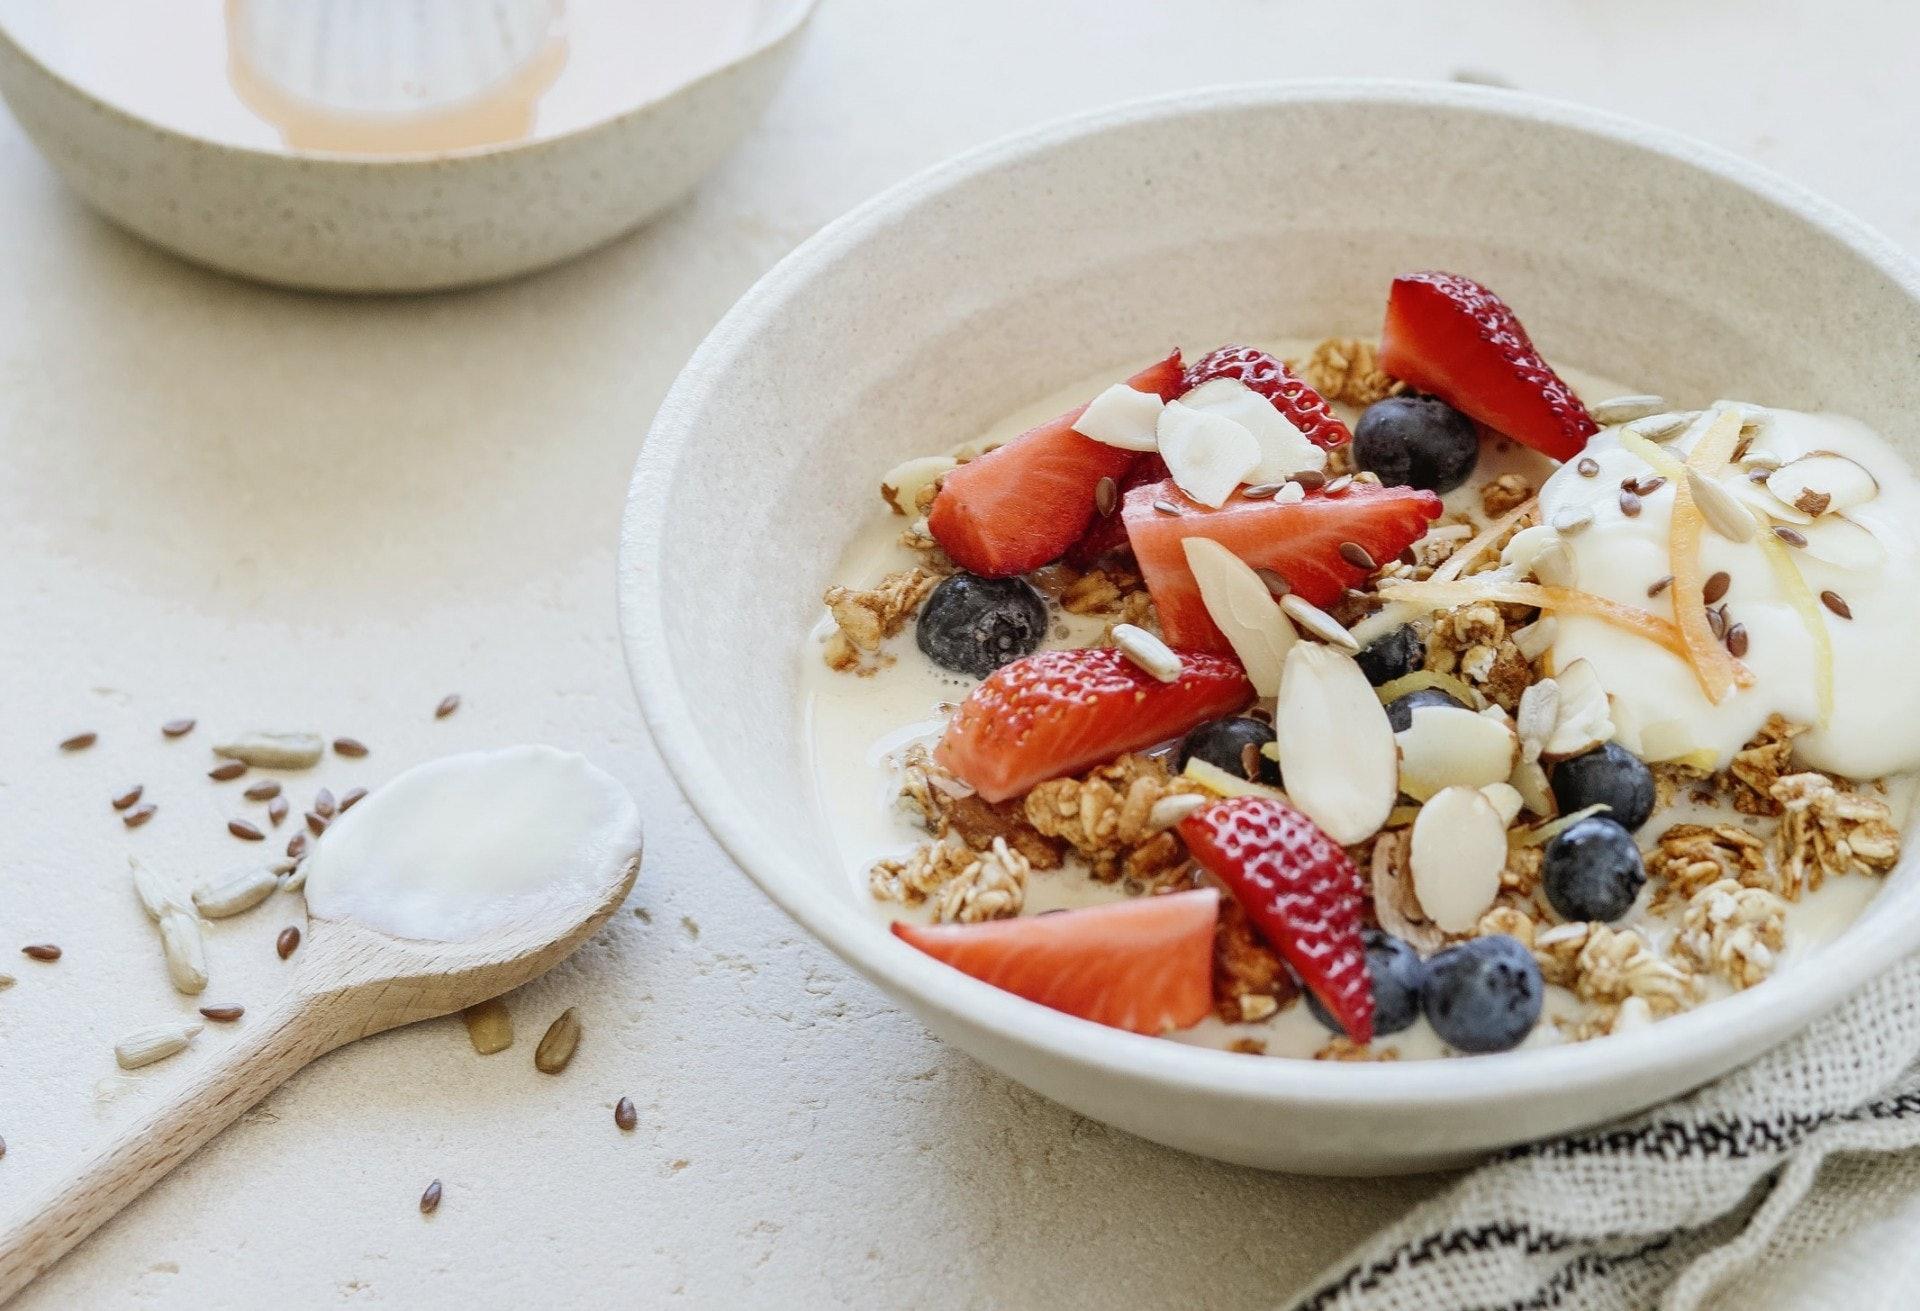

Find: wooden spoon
<box><xmin>0</xmin><ymin>748</ymin><xmax>642</xmax><ymax>1300</ymax></box>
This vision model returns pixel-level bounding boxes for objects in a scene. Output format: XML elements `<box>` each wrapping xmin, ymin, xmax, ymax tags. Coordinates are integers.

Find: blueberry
<box><xmin>1550</xmin><ymin>743</ymin><xmax>1656</xmax><ymax>832</ymax></box>
<box><xmin>915</xmin><ymin>573</ymin><xmax>1049</xmax><ymax>678</ymax></box>
<box><xmin>1355</xmin><ymin>625</ymin><xmax>1426</xmax><ymax>687</ymax></box>
<box><xmin>1307</xmin><ymin>929</ymin><xmax>1424</xmax><ymax>1037</ymax></box>
<box><xmin>1383</xmin><ymin>686</ymin><xmax>1468</xmax><ymax>733</ymax></box>
<box><xmin>1422</xmin><ymin>934</ymin><xmax>1543</xmax><ymax>1054</ymax></box>
<box><xmin>1354</xmin><ymin>394</ymin><xmax>1480</xmax><ymax>493</ymax></box>
<box><xmin>1543</xmin><ymin>816</ymin><xmax>1646</xmax><ymax>923</ymax></box>
<box><xmin>1177</xmin><ymin>717</ymin><xmax>1281</xmax><ymax>786</ymax></box>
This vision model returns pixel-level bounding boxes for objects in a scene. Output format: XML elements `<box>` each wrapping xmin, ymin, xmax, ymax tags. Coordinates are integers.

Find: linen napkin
<box><xmin>1294</xmin><ymin>954</ymin><xmax>1920</xmax><ymax>1311</ymax></box>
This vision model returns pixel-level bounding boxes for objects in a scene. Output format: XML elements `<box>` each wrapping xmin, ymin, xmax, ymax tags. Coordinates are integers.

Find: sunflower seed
<box><xmin>1821</xmin><ymin>590</ymin><xmax>1853</xmax><ymax>620</ymax></box>
<box><xmin>1686</xmin><ymin>468</ymin><xmax>1759</xmax><ymax>543</ymax></box>
<box><xmin>1111</xmin><ymin>624</ymin><xmax>1182</xmax><ymax>683</ymax></box>
<box><xmin>208</xmin><ymin>762</ymin><xmax>248</xmax><ymax>782</ymax></box>
<box><xmin>1774</xmin><ymin>525</ymin><xmax>1808</xmax><ymax>548</ymax></box>
<box><xmin>22</xmin><ymin>944</ymin><xmax>61</xmax><ymax>962</ymax></box>
<box><xmin>199</xmin><ymin>1004</ymin><xmax>244</xmax><ymax>1022</ymax></box>
<box><xmin>114</xmin><ymin>1022</ymin><xmax>201</xmax><ymax>1070</ymax></box>
<box><xmin>1279</xmin><ymin>594</ymin><xmax>1360</xmax><ymax>652</ymax></box>
<box><xmin>267</xmin><ymin>795</ymin><xmax>289</xmax><ymax>826</ymax></box>
<box><xmin>332</xmin><ymin>737</ymin><xmax>368</xmax><ymax>758</ymax></box>
<box><xmin>1515</xmin><ymin>680</ymin><xmax>1561</xmax><ymax>764</ymax></box>
<box><xmin>1623</xmin><ymin>411</ymin><xmax>1698</xmax><ymax>442</ymax></box>
<box><xmin>158</xmin><ymin>910</ymin><xmax>208</xmax><ymax>995</ymax></box>
<box><xmin>60</xmin><ymin>732</ymin><xmax>97</xmax><ymax>752</ymax></box>
<box><xmin>1147</xmin><ymin>793</ymin><xmax>1209</xmax><ymax>833</ymax></box>
<box><xmin>214</xmin><ymin>733</ymin><xmax>324</xmax><ymax>769</ymax></box>
<box><xmin>338</xmin><ymin>786</ymin><xmax>369</xmax><ymax>812</ymax></box>
<box><xmin>435</xmin><ymin>694</ymin><xmax>461</xmax><ymax>720</ymax></box>
<box><xmin>1152</xmin><ymin>498</ymin><xmax>1183</xmax><ymax>516</ymax></box>
<box><xmin>462</xmin><ymin>998</ymin><xmax>513</xmax><ymax>1055</ymax></box>
<box><xmin>1702</xmin><ymin>571</ymin><xmax>1731</xmax><ymax>604</ymax></box>
<box><xmin>228</xmin><ymin>819</ymin><xmax>265</xmax><ymax>842</ymax></box>
<box><xmin>1323</xmin><ymin>474</ymin><xmax>1353</xmax><ymax>495</ymax></box>
<box><xmin>193</xmin><ymin>865</ymin><xmax>280</xmax><ymax>919</ymax></box>
<box><xmin>244</xmin><ymin>780</ymin><xmax>281</xmax><ymax>801</ymax></box>
<box><xmin>1576</xmin><ymin>458</ymin><xmax>1600</xmax><ymax>478</ymax></box>
<box><xmin>1093</xmin><ymin>476</ymin><xmax>1118</xmax><ymax>517</ymax></box>
<box><xmin>1591</xmin><ymin>394</ymin><xmax>1667</xmax><ymax>425</ymax></box>
<box><xmin>275</xmin><ymin>926</ymin><xmax>301</xmax><ymax>960</ymax></box>
<box><xmin>1241</xmin><ymin>481</ymin><xmax>1283</xmax><ymax>500</ymax></box>
<box><xmin>278</xmin><ymin>861</ymin><xmax>309</xmax><ymax>895</ymax></box>
<box><xmin>1338</xmin><ymin>542</ymin><xmax>1377</xmax><ymax>571</ymax></box>
<box><xmin>129</xmin><ymin>855</ymin><xmax>188</xmax><ymax>921</ymax></box>
<box><xmin>1549</xmin><ymin>506</ymin><xmax>1593</xmax><ymax>536</ymax></box>
<box><xmin>161</xmin><ymin>718</ymin><xmax>196</xmax><ymax>738</ymax></box>
<box><xmin>111</xmin><ymin>785</ymin><xmax>144</xmax><ymax>811</ymax></box>
<box><xmin>420</xmin><ymin>1180</ymin><xmax>443</xmax><ymax>1214</ymax></box>
<box><xmin>615</xmin><ymin>1097</ymin><xmax>638</xmax><ymax>1131</ymax></box>
<box><xmin>313</xmin><ymin>787</ymin><xmax>336</xmax><ymax>818</ymax></box>
<box><xmin>1647</xmin><ymin>575</ymin><xmax>1673</xmax><ymax>598</ymax></box>
<box><xmin>1725</xmin><ymin>623</ymin><xmax>1750</xmax><ymax>658</ymax></box>
<box><xmin>534</xmin><ymin>1008</ymin><xmax>581</xmax><ymax>1074</ymax></box>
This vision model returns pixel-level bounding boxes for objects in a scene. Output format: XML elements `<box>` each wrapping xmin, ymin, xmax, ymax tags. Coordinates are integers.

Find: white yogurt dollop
<box><xmin>1538</xmin><ymin>407</ymin><xmax>1920</xmax><ymax>777</ymax></box>
<box><xmin>304</xmin><ymin>745</ymin><xmax>643</xmax><ymax>942</ymax></box>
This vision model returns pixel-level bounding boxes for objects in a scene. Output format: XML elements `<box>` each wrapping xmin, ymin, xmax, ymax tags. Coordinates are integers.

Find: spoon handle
<box><xmin>0</xmin><ymin>995</ymin><xmax>337</xmax><ymax>1301</ymax></box>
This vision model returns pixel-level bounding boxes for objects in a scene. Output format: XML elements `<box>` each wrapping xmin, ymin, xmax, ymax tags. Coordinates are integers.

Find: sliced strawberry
<box><xmin>892</xmin><ymin>888</ymin><xmax>1220</xmax><ymax>1034</ymax></box>
<box><xmin>1378</xmin><ymin>272</ymin><xmax>1598</xmax><ymax>462</ymax></box>
<box><xmin>1063</xmin><ymin>454</ymin><xmax>1167</xmax><ymax>567</ymax></box>
<box><xmin>1123</xmin><ymin>479</ymin><xmax>1442</xmax><ymax>651</ymax></box>
<box><xmin>928</xmin><ymin>352</ymin><xmax>1184</xmax><ymax>578</ymax></box>
<box><xmin>1179</xmin><ymin>797</ymin><xmax>1374</xmax><ymax>1043</ymax></box>
<box><xmin>934</xmin><ymin>646</ymin><xmax>1252</xmax><ymax>803</ymax></box>
<box><xmin>1181</xmin><ymin>345</ymin><xmax>1350</xmax><ymax>450</ymax></box>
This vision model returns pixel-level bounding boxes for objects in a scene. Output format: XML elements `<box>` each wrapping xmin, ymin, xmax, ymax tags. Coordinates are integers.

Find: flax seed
<box><xmin>1726</xmin><ymin>623</ymin><xmax>1750</xmax><ymax>658</ymax></box>
<box><xmin>267</xmin><ymin>795</ymin><xmax>289</xmax><ymax>826</ymax></box>
<box><xmin>304</xmin><ymin>811</ymin><xmax>329</xmax><ymax>836</ymax></box>
<box><xmin>287</xmin><ymin>831</ymin><xmax>309</xmax><ymax>861</ymax></box>
<box><xmin>615</xmin><ymin>1097</ymin><xmax>638</xmax><ymax>1131</ymax></box>
<box><xmin>111</xmin><ymin>785</ymin><xmax>144</xmax><ymax>811</ymax></box>
<box><xmin>123</xmin><ymin>803</ymin><xmax>157</xmax><ymax>828</ymax></box>
<box><xmin>161</xmin><ymin>718</ymin><xmax>196</xmax><ymax>738</ymax></box>
<box><xmin>435</xmin><ymin>694</ymin><xmax>461</xmax><ymax>720</ymax></box>
<box><xmin>199</xmin><ymin>1004</ymin><xmax>245</xmax><ymax>1022</ymax></box>
<box><xmin>1618</xmin><ymin>489</ymin><xmax>1642</xmax><ymax>518</ymax></box>
<box><xmin>332</xmin><ymin>737</ymin><xmax>368</xmax><ymax>758</ymax></box>
<box><xmin>228</xmin><ymin>819</ymin><xmax>265</xmax><ymax>842</ymax></box>
<box><xmin>276</xmin><ymin>927</ymin><xmax>301</xmax><ymax>960</ymax></box>
<box><xmin>338</xmin><ymin>787</ymin><xmax>368</xmax><ymax>812</ymax></box>
<box><xmin>313</xmin><ymin>787</ymin><xmax>336</xmax><ymax>818</ymax></box>
<box><xmin>1821</xmin><ymin>590</ymin><xmax>1852</xmax><ymax>620</ymax></box>
<box><xmin>1702</xmin><ymin>571</ymin><xmax>1730</xmax><ymax>604</ymax></box>
<box><xmin>59</xmin><ymin>732</ymin><xmax>96</xmax><ymax>752</ymax></box>
<box><xmin>420</xmin><ymin>1180</ymin><xmax>442</xmax><ymax>1215</ymax></box>
<box><xmin>208</xmin><ymin>761</ymin><xmax>247</xmax><ymax>782</ymax></box>
<box><xmin>1576</xmin><ymin>457</ymin><xmax>1600</xmax><ymax>478</ymax></box>
<box><xmin>1647</xmin><ymin>575</ymin><xmax>1673</xmax><ymax>598</ymax></box>
<box><xmin>1773</xmin><ymin>526</ymin><xmax>1807</xmax><ymax>548</ymax></box>
<box><xmin>244</xmin><ymin>780</ymin><xmax>281</xmax><ymax>801</ymax></box>
<box><xmin>1254</xmin><ymin>568</ymin><xmax>1291</xmax><ymax>597</ymax></box>
<box><xmin>22</xmin><ymin>944</ymin><xmax>61</xmax><ymax>962</ymax></box>
<box><xmin>1093</xmin><ymin>476</ymin><xmax>1117</xmax><ymax>517</ymax></box>
<box><xmin>1292</xmin><ymin>470</ymin><xmax>1328</xmax><ymax>491</ymax></box>
<box><xmin>1338</xmin><ymin>542</ymin><xmax>1376</xmax><ymax>571</ymax></box>
<box><xmin>1706</xmin><ymin>606</ymin><xmax>1727</xmax><ymax>640</ymax></box>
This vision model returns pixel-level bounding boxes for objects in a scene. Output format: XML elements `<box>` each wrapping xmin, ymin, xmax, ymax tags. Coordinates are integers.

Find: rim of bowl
<box><xmin>0</xmin><ymin>0</ymin><xmax>817</xmax><ymax>168</ymax></box>
<box><xmin>620</xmin><ymin>79</ymin><xmax>1920</xmax><ymax>1110</ymax></box>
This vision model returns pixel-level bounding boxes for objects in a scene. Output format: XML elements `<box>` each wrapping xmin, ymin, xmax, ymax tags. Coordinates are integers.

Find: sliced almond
<box><xmin>1509</xmin><ymin>757</ymin><xmax>1557</xmax><ymax>817</ymax></box>
<box><xmin>1590</xmin><ymin>394</ymin><xmax>1667</xmax><ymax>425</ymax></box>
<box><xmin>1371</xmin><ymin>830</ymin><xmax>1447</xmax><ymax>953</ymax></box>
<box><xmin>1273</xmin><ymin>644</ymin><xmax>1397</xmax><ymax>844</ymax></box>
<box><xmin>1182</xmin><ymin>537</ymin><xmax>1297</xmax><ymax>697</ymax></box>
<box><xmin>1480</xmin><ymin>781</ymin><xmax>1525</xmax><ymax>826</ymax></box>
<box><xmin>1279</xmin><ymin>594</ymin><xmax>1360</xmax><ymax>652</ymax></box>
<box><xmin>1157</xmin><ymin>401</ymin><xmax>1260</xmax><ymax>507</ymax></box>
<box><xmin>1071</xmin><ymin>384</ymin><xmax>1165</xmax><ymax>452</ymax></box>
<box><xmin>878</xmin><ymin>455</ymin><xmax>957</xmax><ymax>515</ymax></box>
<box><xmin>1767</xmin><ymin>451</ymin><xmax>1878</xmax><ymax>516</ymax></box>
<box><xmin>1685</xmin><ymin>469</ymin><xmax>1759</xmax><ymax>543</ymax></box>
<box><xmin>1394</xmin><ymin>705</ymin><xmax>1520</xmax><ymax>802</ymax></box>
<box><xmin>1542</xmin><ymin>657</ymin><xmax>1614</xmax><ymax>760</ymax></box>
<box><xmin>1729</xmin><ymin>476</ymin><xmax>1814</xmax><ymax>525</ymax></box>
<box><xmin>1409</xmin><ymin>786</ymin><xmax>1506</xmax><ymax>933</ymax></box>
<box><xmin>1179</xmin><ymin>378</ymin><xmax>1328</xmax><ymax>483</ymax></box>
<box><xmin>1795</xmin><ymin>515</ymin><xmax>1886</xmax><ymax>571</ymax></box>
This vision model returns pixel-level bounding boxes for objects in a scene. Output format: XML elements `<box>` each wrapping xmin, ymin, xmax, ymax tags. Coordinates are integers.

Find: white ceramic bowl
<box><xmin>619</xmin><ymin>82</ymin><xmax>1920</xmax><ymax>1174</ymax></box>
<box><xmin>0</xmin><ymin>0</ymin><xmax>815</xmax><ymax>293</ymax></box>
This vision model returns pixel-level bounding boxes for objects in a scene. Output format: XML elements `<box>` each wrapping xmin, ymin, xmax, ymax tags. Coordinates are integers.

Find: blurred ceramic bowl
<box><xmin>0</xmin><ymin>0</ymin><xmax>815</xmax><ymax>292</ymax></box>
<box><xmin>618</xmin><ymin>82</ymin><xmax>1920</xmax><ymax>1174</ymax></box>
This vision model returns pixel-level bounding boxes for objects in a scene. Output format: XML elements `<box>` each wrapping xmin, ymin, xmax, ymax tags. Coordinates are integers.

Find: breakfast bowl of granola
<box><xmin>619</xmin><ymin>82</ymin><xmax>1920</xmax><ymax>1172</ymax></box>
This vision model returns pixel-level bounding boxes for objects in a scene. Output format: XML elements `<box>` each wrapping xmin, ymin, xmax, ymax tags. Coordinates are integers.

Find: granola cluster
<box><xmin>895</xmin><ymin>744</ymin><xmax>1063</xmax><ymax>869</ymax></box>
<box><xmin>1023</xmin><ymin>753</ymin><xmax>1200</xmax><ymax>885</ymax></box>
<box><xmin>1422</xmin><ymin>601</ymin><xmax>1533</xmax><ymax>710</ymax></box>
<box><xmin>869</xmin><ymin>835</ymin><xmax>1032</xmax><ymax>924</ymax></box>
<box><xmin>822</xmin><ymin>566</ymin><xmax>943</xmax><ymax>674</ymax></box>
<box><xmin>1771</xmin><ymin>772</ymin><xmax>1902</xmax><ymax>896</ymax></box>
<box><xmin>1533</xmin><ymin>921</ymin><xmax>1696</xmax><ymax>1016</ymax></box>
<box><xmin>1676</xmin><ymin>879</ymin><xmax>1787</xmax><ymax>990</ymax></box>
<box><xmin>1648</xmin><ymin>822</ymin><xmax>1768</xmax><ymax>909</ymax></box>
<box><xmin>1291</xmin><ymin>338</ymin><xmax>1401</xmax><ymax>408</ymax></box>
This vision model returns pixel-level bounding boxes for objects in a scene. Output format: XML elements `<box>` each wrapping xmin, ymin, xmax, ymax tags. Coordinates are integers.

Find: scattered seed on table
<box><xmin>1703</xmin><ymin>571</ymin><xmax>1731</xmax><ymax>604</ymax></box>
<box><xmin>161</xmin><ymin>718</ymin><xmax>196</xmax><ymax>738</ymax></box>
<box><xmin>199</xmin><ymin>1003</ymin><xmax>245</xmax><ymax>1022</ymax></box>
<box><xmin>338</xmin><ymin>787</ymin><xmax>368</xmax><ymax>812</ymax></box>
<box><xmin>420</xmin><ymin>1180</ymin><xmax>442</xmax><ymax>1215</ymax></box>
<box><xmin>244</xmin><ymin>780</ymin><xmax>281</xmax><ymax>801</ymax></box>
<box><xmin>208</xmin><ymin>761</ymin><xmax>248</xmax><ymax>782</ymax></box>
<box><xmin>534</xmin><ymin>1008</ymin><xmax>581</xmax><ymax>1074</ymax></box>
<box><xmin>267</xmin><ymin>796</ymin><xmax>289</xmax><ymax>826</ymax></box>
<box><xmin>1576</xmin><ymin>457</ymin><xmax>1600</xmax><ymax>478</ymax></box>
<box><xmin>111</xmin><ymin>785</ymin><xmax>144</xmax><ymax>811</ymax></box>
<box><xmin>1337</xmin><ymin>542</ymin><xmax>1376</xmax><ymax>571</ymax></box>
<box><xmin>1725</xmin><ymin>623</ymin><xmax>1750</xmax><ymax>658</ymax></box>
<box><xmin>287</xmin><ymin>831</ymin><xmax>309</xmax><ymax>861</ymax></box>
<box><xmin>305</xmin><ymin>811</ymin><xmax>329</xmax><ymax>836</ymax></box>
<box><xmin>313</xmin><ymin>787</ymin><xmax>336</xmax><ymax>818</ymax></box>
<box><xmin>0</xmin><ymin>974</ymin><xmax>14</xmax><ymax>989</ymax></box>
<box><xmin>123</xmin><ymin>803</ymin><xmax>157</xmax><ymax>829</ymax></box>
<box><xmin>1646</xmin><ymin>575</ymin><xmax>1673</xmax><ymax>598</ymax></box>
<box><xmin>0</xmin><ymin>1136</ymin><xmax>7</xmax><ymax>1160</ymax></box>
<box><xmin>276</xmin><ymin>927</ymin><xmax>301</xmax><ymax>960</ymax></box>
<box><xmin>59</xmin><ymin>732</ymin><xmax>96</xmax><ymax>752</ymax></box>
<box><xmin>228</xmin><ymin>819</ymin><xmax>265</xmax><ymax>842</ymax></box>
<box><xmin>463</xmin><ymin>999</ymin><xmax>514</xmax><ymax>1054</ymax></box>
<box><xmin>435</xmin><ymin>694</ymin><xmax>461</xmax><ymax>720</ymax></box>
<box><xmin>332</xmin><ymin>737</ymin><xmax>368</xmax><ymax>758</ymax></box>
<box><xmin>1773</xmin><ymin>526</ymin><xmax>1807</xmax><ymax>548</ymax></box>
<box><xmin>21</xmin><ymin>945</ymin><xmax>61</xmax><ymax>962</ymax></box>
<box><xmin>1821</xmin><ymin>590</ymin><xmax>1853</xmax><ymax>620</ymax></box>
<box><xmin>614</xmin><ymin>1097</ymin><xmax>638</xmax><ymax>1131</ymax></box>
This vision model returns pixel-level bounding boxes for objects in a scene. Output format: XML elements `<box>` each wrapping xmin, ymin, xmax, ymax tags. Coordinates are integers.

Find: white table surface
<box><xmin>5</xmin><ymin>2</ymin><xmax>1917</xmax><ymax>1306</ymax></box>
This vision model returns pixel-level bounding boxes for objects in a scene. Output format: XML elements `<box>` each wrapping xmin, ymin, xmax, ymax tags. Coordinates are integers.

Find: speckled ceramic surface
<box><xmin>620</xmin><ymin>82</ymin><xmax>1920</xmax><ymax>1174</ymax></box>
<box><xmin>0</xmin><ymin>0</ymin><xmax>815</xmax><ymax>293</ymax></box>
